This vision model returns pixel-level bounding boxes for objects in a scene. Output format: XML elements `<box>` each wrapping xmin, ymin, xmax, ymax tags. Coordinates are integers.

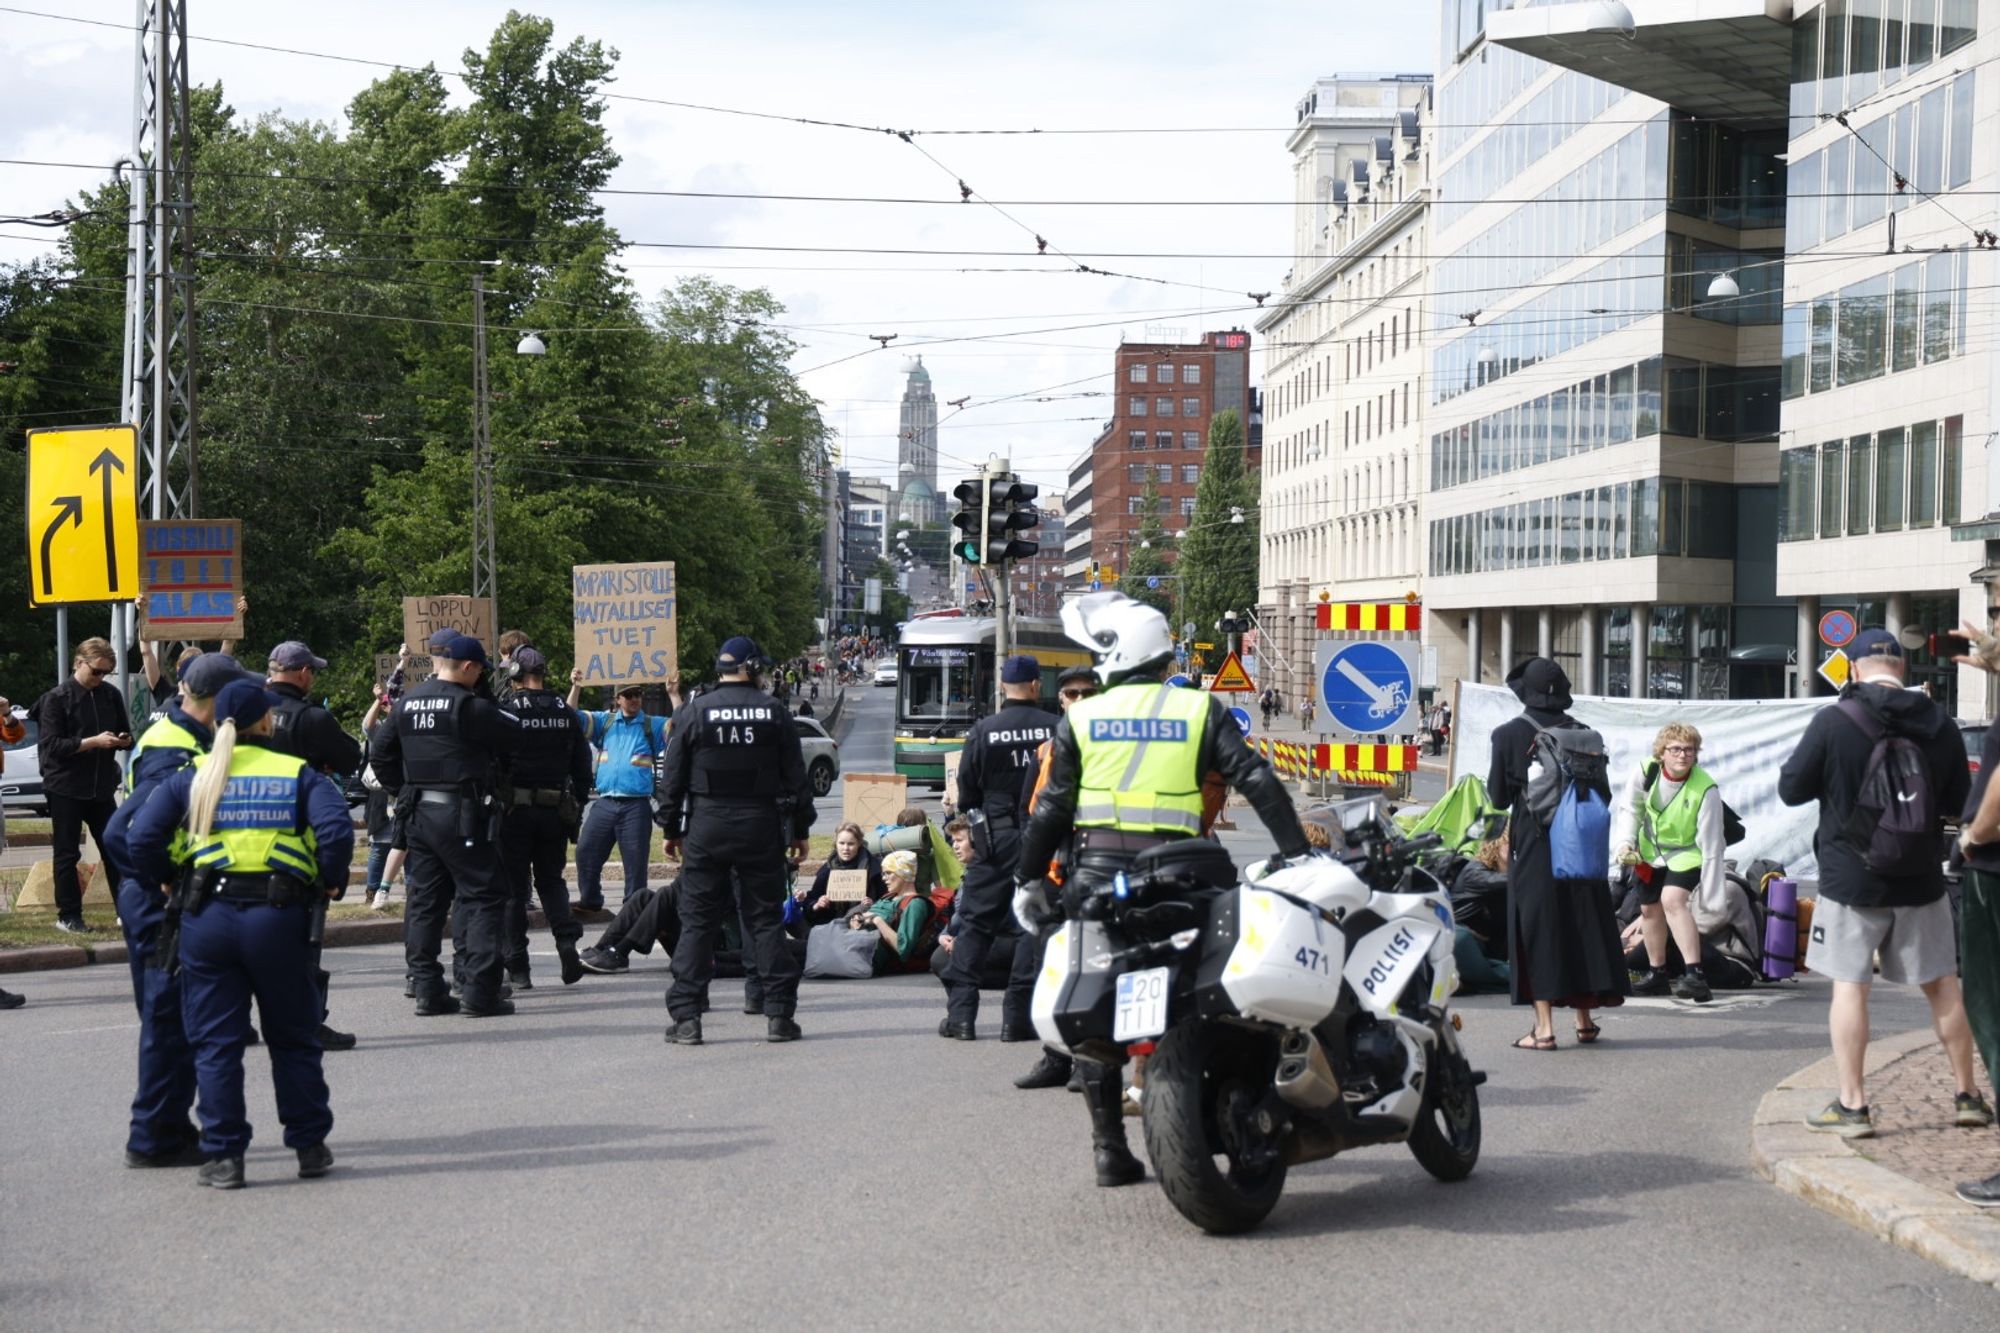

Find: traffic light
<box><xmin>999</xmin><ymin>480</ymin><xmax>1040</xmax><ymax>562</ymax></box>
<box><xmin>950</xmin><ymin>477</ymin><xmax>983</xmax><ymax>564</ymax></box>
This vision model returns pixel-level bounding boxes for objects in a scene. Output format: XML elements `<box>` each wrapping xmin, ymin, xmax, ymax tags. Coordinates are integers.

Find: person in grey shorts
<box><xmin>1778</xmin><ymin>627</ymin><xmax>1990</xmax><ymax>1139</ymax></box>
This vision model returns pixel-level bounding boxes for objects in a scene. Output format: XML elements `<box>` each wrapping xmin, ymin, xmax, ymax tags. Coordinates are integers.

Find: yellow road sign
<box><xmin>1817</xmin><ymin>650</ymin><xmax>1850</xmax><ymax>691</ymax></box>
<box><xmin>1208</xmin><ymin>650</ymin><xmax>1256</xmax><ymax>692</ymax></box>
<box><xmin>26</xmin><ymin>424</ymin><xmax>139</xmax><ymax>606</ymax></box>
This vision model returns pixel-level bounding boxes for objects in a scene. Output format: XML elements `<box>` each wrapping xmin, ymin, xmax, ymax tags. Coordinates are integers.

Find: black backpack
<box><xmin>1833</xmin><ymin>698</ymin><xmax>1941</xmax><ymax>877</ymax></box>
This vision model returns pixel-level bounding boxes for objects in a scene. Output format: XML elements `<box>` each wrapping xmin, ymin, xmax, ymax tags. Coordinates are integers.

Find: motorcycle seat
<box><xmin>1129</xmin><ymin>839</ymin><xmax>1237</xmax><ymax>891</ymax></box>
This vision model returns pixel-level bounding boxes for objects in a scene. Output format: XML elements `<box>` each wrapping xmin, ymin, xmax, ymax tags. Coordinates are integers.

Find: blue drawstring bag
<box><xmin>1549</xmin><ymin>783</ymin><xmax>1612</xmax><ymax>880</ymax></box>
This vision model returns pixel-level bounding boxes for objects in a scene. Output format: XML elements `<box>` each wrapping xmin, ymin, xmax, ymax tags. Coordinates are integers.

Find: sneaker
<box><xmin>578</xmin><ymin>946</ymin><xmax>627</xmax><ymax>974</ymax></box>
<box><xmin>1956</xmin><ymin>1170</ymin><xmax>2000</xmax><ymax>1208</ymax></box>
<box><xmin>1629</xmin><ymin>968</ymin><xmax>1670</xmax><ymax>997</ymax></box>
<box><xmin>1954</xmin><ymin>1091</ymin><xmax>1995</xmax><ymax>1129</ymax></box>
<box><xmin>296</xmin><ymin>1143</ymin><xmax>334</xmax><ymax>1179</ymax></box>
<box><xmin>197</xmin><ymin>1155</ymin><xmax>246</xmax><ymax>1190</ymax></box>
<box><xmin>0</xmin><ymin>987</ymin><xmax>24</xmax><ymax>1010</ymax></box>
<box><xmin>54</xmin><ymin>917</ymin><xmax>88</xmax><ymax>935</ymax></box>
<box><xmin>1670</xmin><ymin>969</ymin><xmax>1713</xmax><ymax>1004</ymax></box>
<box><xmin>1804</xmin><ymin>1099</ymin><xmax>1874</xmax><ymax>1139</ymax></box>
<box><xmin>316</xmin><ymin>1024</ymin><xmax>357</xmax><ymax>1051</ymax></box>
<box><xmin>369</xmin><ymin>889</ymin><xmax>391</xmax><ymax>911</ymax></box>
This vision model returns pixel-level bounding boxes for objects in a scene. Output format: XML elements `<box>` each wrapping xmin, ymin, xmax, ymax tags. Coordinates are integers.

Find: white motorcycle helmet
<box><xmin>1061</xmin><ymin>591</ymin><xmax>1175</xmax><ymax>684</ymax></box>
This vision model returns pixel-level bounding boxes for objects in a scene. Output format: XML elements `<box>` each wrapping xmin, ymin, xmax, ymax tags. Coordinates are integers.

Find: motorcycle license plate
<box><xmin>1113</xmin><ymin>967</ymin><xmax>1170</xmax><ymax>1042</ymax></box>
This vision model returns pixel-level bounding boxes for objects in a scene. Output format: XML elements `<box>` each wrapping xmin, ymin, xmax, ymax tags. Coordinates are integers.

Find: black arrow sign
<box><xmin>39</xmin><ymin>494</ymin><xmax>83</xmax><ymax>598</ymax></box>
<box><xmin>88</xmin><ymin>447</ymin><xmax>125</xmax><ymax>591</ymax></box>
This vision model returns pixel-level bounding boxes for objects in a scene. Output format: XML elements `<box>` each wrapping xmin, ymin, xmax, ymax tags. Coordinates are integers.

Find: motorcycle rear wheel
<box><xmin>1407</xmin><ymin>1034</ymin><xmax>1481</xmax><ymax>1182</ymax></box>
<box><xmin>1142</xmin><ymin>1020</ymin><xmax>1288</xmax><ymax>1235</ymax></box>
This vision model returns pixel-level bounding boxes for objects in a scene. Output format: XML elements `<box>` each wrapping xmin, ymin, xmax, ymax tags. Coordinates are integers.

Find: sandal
<box><xmin>1512</xmin><ymin>1031</ymin><xmax>1557</xmax><ymax>1051</ymax></box>
<box><xmin>1575</xmin><ymin>1022</ymin><xmax>1602</xmax><ymax>1045</ymax></box>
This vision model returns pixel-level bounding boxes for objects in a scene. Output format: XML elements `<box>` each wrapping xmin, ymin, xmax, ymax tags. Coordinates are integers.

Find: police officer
<box><xmin>657</xmin><ymin>635</ymin><xmax>813</xmax><ymax>1045</ymax></box>
<box><xmin>369</xmin><ymin>635</ymin><xmax>522</xmax><ymax>1017</ymax></box>
<box><xmin>939</xmin><ymin>655</ymin><xmax>1054</xmax><ymax>1041</ymax></box>
<box><xmin>264</xmin><ymin>640</ymin><xmax>363</xmax><ymax>1049</ymax></box>
<box><xmin>101</xmin><ymin>653</ymin><xmax>255</xmax><ymax>1168</ymax></box>
<box><xmin>498</xmin><ymin>647</ymin><xmax>591</xmax><ymax>988</ymax></box>
<box><xmin>1015</xmin><ymin>593</ymin><xmax>1311</xmax><ymax>1187</ymax></box>
<box><xmin>125</xmin><ymin>677</ymin><xmax>352</xmax><ymax>1189</ymax></box>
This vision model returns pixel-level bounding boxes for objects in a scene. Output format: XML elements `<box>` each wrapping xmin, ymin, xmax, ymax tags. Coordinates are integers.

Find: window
<box><xmin>1182</xmin><ymin>397</ymin><xmax>1201</xmax><ymax>418</ymax></box>
<box><xmin>1824</xmin><ymin>136</ymin><xmax>1851</xmax><ymax>239</ymax></box>
<box><xmin>1179</xmin><ymin>497</ymin><xmax>1197</xmax><ymax>517</ymax></box>
<box><xmin>1182</xmin><ymin>464</ymin><xmax>1199</xmax><ymax>484</ymax></box>
<box><xmin>1820</xmin><ymin>441</ymin><xmax>1846</xmax><ymax>537</ymax></box>
<box><xmin>1128</xmin><ymin>430</ymin><xmax>1146</xmax><ymax>451</ymax></box>
<box><xmin>1940</xmin><ymin>0</ymin><xmax>1975</xmax><ymax>54</ymax></box>
<box><xmin>1155</xmin><ymin>431</ymin><xmax>1172</xmax><ymax>450</ymax></box>
<box><xmin>1156</xmin><ymin>464</ymin><xmax>1173</xmax><ymax>485</ymax></box>
<box><xmin>1847</xmin><ymin>435</ymin><xmax>1874</xmax><ymax>535</ymax></box>
<box><xmin>1892</xmin><ymin>263</ymin><xmax>1921</xmax><ymax>372</ymax></box>
<box><xmin>1128</xmin><ymin>496</ymin><xmax>1145</xmax><ymax>515</ymax></box>
<box><xmin>1780</xmin><ymin>447</ymin><xmax>1817</xmax><ymax>541</ymax></box>
<box><xmin>1809</xmin><ymin>297</ymin><xmax>1835</xmax><ymax>391</ymax></box>
<box><xmin>1129</xmin><ymin>397</ymin><xmax>1147</xmax><ymax>416</ymax></box>
<box><xmin>1156</xmin><ymin>397</ymin><xmax>1174</xmax><ymax>417</ymax></box>
<box><xmin>1836</xmin><ymin>275</ymin><xmax>1889</xmax><ymax>385</ymax></box>
<box><xmin>1129</xmin><ymin>365</ymin><xmax>1149</xmax><ymax>383</ymax></box>
<box><xmin>1924</xmin><ymin>250</ymin><xmax>1953</xmax><ymax>361</ymax></box>
<box><xmin>1948</xmin><ymin>71</ymin><xmax>1974</xmax><ymax>188</ymax></box>
<box><xmin>1182</xmin><ymin>364</ymin><xmax>1201</xmax><ymax>385</ymax></box>
<box><xmin>1876</xmin><ymin>426</ymin><xmax>1906</xmax><ymax>531</ymax></box>
<box><xmin>1917</xmin><ymin>84</ymin><xmax>1946</xmax><ymax>193</ymax></box>
<box><xmin>1782</xmin><ymin>304</ymin><xmax>1809</xmax><ymax>399</ymax></box>
<box><xmin>1909</xmin><ymin>0</ymin><xmax>1936</xmax><ymax>68</ymax></box>
<box><xmin>1181</xmin><ymin>431</ymin><xmax>1199</xmax><ymax>450</ymax></box>
<box><xmin>1910</xmin><ymin>421</ymin><xmax>1939</xmax><ymax>526</ymax></box>
<box><xmin>1128</xmin><ymin>464</ymin><xmax>1150</xmax><ymax>483</ymax></box>
<box><xmin>1660</xmin><ymin>479</ymin><xmax>1686</xmax><ymax>556</ymax></box>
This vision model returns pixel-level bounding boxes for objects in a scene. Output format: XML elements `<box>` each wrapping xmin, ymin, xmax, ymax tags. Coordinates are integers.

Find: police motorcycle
<box><xmin>1031</xmin><ymin>796</ymin><xmax>1485</xmax><ymax>1234</ymax></box>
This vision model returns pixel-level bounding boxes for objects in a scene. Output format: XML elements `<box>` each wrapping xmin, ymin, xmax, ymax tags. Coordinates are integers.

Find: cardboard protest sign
<box><xmin>822</xmin><ymin>868</ymin><xmax>869</xmax><ymax>906</ymax></box>
<box><xmin>942</xmin><ymin>749</ymin><xmax>963</xmax><ymax>803</ymax></box>
<box><xmin>842</xmin><ymin>773</ymin><xmax>908</xmax><ymax>831</ymax></box>
<box><xmin>375</xmin><ymin>652</ymin><xmax>434</xmax><ymax>688</ymax></box>
<box><xmin>573</xmin><ymin>561</ymin><xmax>677</xmax><ymax>686</ymax></box>
<box><xmin>402</xmin><ymin>596</ymin><xmax>493</xmax><ymax>657</ymax></box>
<box><xmin>138</xmin><ymin>519</ymin><xmax>243</xmax><ymax>641</ymax></box>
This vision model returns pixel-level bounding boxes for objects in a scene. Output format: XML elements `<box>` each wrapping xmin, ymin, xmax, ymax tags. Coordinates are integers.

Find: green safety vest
<box><xmin>126</xmin><ymin>715</ymin><xmax>203</xmax><ymax>792</ymax></box>
<box><xmin>1067</xmin><ymin>683</ymin><xmax>1209</xmax><ymax>836</ymax></box>
<box><xmin>1637</xmin><ymin>759</ymin><xmax>1716</xmax><ymax>873</ymax></box>
<box><xmin>183</xmin><ymin>745</ymin><xmax>320</xmax><ymax>883</ymax></box>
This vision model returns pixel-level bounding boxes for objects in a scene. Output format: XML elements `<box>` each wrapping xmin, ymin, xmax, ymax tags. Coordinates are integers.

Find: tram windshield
<box><xmin>900</xmin><ymin>645</ymin><xmax>985</xmax><ymax>723</ymax></box>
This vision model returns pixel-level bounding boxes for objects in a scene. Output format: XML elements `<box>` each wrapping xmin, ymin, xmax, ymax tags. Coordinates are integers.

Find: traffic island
<box><xmin>1754</xmin><ymin>1030</ymin><xmax>2000</xmax><ymax>1287</ymax></box>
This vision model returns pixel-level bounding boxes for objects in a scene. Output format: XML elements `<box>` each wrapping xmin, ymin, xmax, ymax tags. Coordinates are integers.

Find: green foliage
<box><xmin>1121</xmin><ymin>483</ymin><xmax>1173</xmax><ymax>617</ymax></box>
<box><xmin>1177</xmin><ymin>410</ymin><xmax>1260</xmax><ymax>640</ymax></box>
<box><xmin>0</xmin><ymin>13</ymin><xmax>828</xmax><ymax>711</ymax></box>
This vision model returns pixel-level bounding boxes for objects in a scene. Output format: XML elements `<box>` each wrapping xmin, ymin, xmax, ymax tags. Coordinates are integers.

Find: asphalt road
<box><xmin>4</xmin><ymin>690</ymin><xmax>1998</xmax><ymax>1330</ymax></box>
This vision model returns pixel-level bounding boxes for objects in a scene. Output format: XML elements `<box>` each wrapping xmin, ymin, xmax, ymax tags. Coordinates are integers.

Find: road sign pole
<box><xmin>55</xmin><ymin>607</ymin><xmax>68</xmax><ymax>687</ymax></box>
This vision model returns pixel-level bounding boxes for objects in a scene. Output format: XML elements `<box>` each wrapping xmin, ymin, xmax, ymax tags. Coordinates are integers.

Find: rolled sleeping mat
<box><xmin>1762</xmin><ymin>876</ymin><xmax>1798</xmax><ymax>980</ymax></box>
<box><xmin>864</xmin><ymin>822</ymin><xmax>928</xmax><ymax>860</ymax></box>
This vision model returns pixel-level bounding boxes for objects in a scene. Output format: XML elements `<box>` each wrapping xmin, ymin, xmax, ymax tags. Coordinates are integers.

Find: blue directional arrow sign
<box><xmin>1227</xmin><ymin>705</ymin><xmax>1252</xmax><ymax>735</ymax></box>
<box><xmin>1146</xmin><ymin>575</ymin><xmax>1161</xmax><ymax>590</ymax></box>
<box><xmin>1313</xmin><ymin>640</ymin><xmax>1418</xmax><ymax>741</ymax></box>
<box><xmin>1165</xmin><ymin>673</ymin><xmax>1193</xmax><ymax>689</ymax></box>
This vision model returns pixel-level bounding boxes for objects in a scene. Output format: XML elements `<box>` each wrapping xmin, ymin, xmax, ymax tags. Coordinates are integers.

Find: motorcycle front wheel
<box><xmin>1407</xmin><ymin>1031</ymin><xmax>1482</xmax><ymax>1182</ymax></box>
<box><xmin>1142</xmin><ymin>1020</ymin><xmax>1288</xmax><ymax>1235</ymax></box>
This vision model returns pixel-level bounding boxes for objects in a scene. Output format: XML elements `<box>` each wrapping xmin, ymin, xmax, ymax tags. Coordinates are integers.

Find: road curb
<box><xmin>1754</xmin><ymin>1031</ymin><xmax>2000</xmax><ymax>1288</ymax></box>
<box><xmin>0</xmin><ymin>916</ymin><xmax>408</xmax><ymax>974</ymax></box>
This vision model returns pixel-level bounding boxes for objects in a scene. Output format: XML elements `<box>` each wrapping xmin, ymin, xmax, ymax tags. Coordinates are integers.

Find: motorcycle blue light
<box><xmin>1114</xmin><ymin>871</ymin><xmax>1131</xmax><ymax>900</ymax></box>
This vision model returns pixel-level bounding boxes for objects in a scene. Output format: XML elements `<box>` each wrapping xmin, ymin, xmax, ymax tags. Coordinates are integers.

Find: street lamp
<box><xmin>516</xmin><ymin>330</ymin><xmax>547</xmax><ymax>356</ymax></box>
<box><xmin>1705</xmin><ymin>271</ymin><xmax>1740</xmax><ymax>300</ymax></box>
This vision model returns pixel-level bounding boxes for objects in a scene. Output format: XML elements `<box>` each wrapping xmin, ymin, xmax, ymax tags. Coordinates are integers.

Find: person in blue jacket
<box><xmin>565</xmin><ymin>672</ymin><xmax>673</xmax><ymax>912</ymax></box>
<box><xmin>101</xmin><ymin>653</ymin><xmax>259</xmax><ymax>1169</ymax></box>
<box><xmin>126</xmin><ymin>678</ymin><xmax>354</xmax><ymax>1190</ymax></box>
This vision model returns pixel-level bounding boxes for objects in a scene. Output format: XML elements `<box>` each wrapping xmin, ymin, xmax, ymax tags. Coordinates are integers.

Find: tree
<box><xmin>1177</xmin><ymin>410</ymin><xmax>1259</xmax><ymax>641</ymax></box>
<box><xmin>1121</xmin><ymin>482</ymin><xmax>1173</xmax><ymax>617</ymax></box>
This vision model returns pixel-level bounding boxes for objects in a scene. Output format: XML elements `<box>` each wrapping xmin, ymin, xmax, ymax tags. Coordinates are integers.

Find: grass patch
<box><xmin>330</xmin><ymin>900</ymin><xmax>402</xmax><ymax>921</ymax></box>
<box><xmin>4</xmin><ymin>817</ymin><xmax>51</xmax><ymax>836</ymax></box>
<box><xmin>0</xmin><ymin>911</ymin><xmax>122</xmax><ymax>950</ymax></box>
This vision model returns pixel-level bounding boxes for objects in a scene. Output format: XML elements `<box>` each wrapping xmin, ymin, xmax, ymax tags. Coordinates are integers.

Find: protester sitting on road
<box><xmin>578</xmin><ymin>875</ymin><xmax>685</xmax><ymax>974</ymax></box>
<box><xmin>1778</xmin><ymin>627</ymin><xmax>1989</xmax><ymax>1139</ymax></box>
<box><xmin>1611</xmin><ymin>722</ymin><xmax>1724</xmax><ymax>1004</ymax></box>
<box><xmin>850</xmin><ymin>850</ymin><xmax>937</xmax><ymax>974</ymax></box>
<box><xmin>798</xmin><ymin>822</ymin><xmax>886</xmax><ymax>925</ymax></box>
<box><xmin>1452</xmin><ymin>835</ymin><xmax>1512</xmax><ymax>995</ymax></box>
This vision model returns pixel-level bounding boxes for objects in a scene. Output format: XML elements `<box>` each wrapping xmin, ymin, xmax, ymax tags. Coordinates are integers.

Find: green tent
<box><xmin>1395</xmin><ymin>774</ymin><xmax>1500</xmax><ymax>854</ymax></box>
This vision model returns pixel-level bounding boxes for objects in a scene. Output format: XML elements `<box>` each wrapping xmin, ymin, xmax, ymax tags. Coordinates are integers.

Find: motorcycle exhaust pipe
<box><xmin>1273</xmin><ymin>1029</ymin><xmax>1341</xmax><ymax>1112</ymax></box>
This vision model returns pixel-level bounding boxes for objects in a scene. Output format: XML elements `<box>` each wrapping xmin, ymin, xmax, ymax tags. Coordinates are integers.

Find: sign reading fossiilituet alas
<box><xmin>138</xmin><ymin>519</ymin><xmax>244</xmax><ymax>641</ymax></box>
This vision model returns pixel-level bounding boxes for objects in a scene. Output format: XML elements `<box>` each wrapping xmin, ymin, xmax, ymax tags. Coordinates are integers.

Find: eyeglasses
<box><xmin>1662</xmin><ymin>745</ymin><xmax>1699</xmax><ymax>756</ymax></box>
<box><xmin>82</xmin><ymin>662</ymin><xmax>112</xmax><ymax>678</ymax></box>
<box><xmin>1060</xmin><ymin>688</ymin><xmax>1097</xmax><ymax>701</ymax></box>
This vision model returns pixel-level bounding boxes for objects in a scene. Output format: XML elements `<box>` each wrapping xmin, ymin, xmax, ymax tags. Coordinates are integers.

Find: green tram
<box><xmin>891</xmin><ymin>612</ymin><xmax>1095</xmax><ymax>787</ymax></box>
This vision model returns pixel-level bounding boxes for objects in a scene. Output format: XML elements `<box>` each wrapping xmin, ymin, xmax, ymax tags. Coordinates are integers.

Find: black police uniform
<box><xmin>368</xmin><ymin>675</ymin><xmax>522</xmax><ymax>1012</ymax></box>
<box><xmin>942</xmin><ymin>698</ymin><xmax>1054</xmax><ymax>1033</ymax></box>
<box><xmin>265</xmin><ymin>680</ymin><xmax>363</xmax><ymax>1031</ymax></box>
<box><xmin>657</xmin><ymin>678</ymin><xmax>812</xmax><ymax>1028</ymax></box>
<box><xmin>499</xmin><ymin>684</ymin><xmax>592</xmax><ymax>981</ymax></box>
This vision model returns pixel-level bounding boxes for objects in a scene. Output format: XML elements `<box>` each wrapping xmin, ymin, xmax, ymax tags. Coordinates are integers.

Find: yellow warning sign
<box><xmin>1207</xmin><ymin>649</ymin><xmax>1255</xmax><ymax>693</ymax></box>
<box><xmin>26</xmin><ymin>424</ymin><xmax>139</xmax><ymax>607</ymax></box>
<box><xmin>1817</xmin><ymin>650</ymin><xmax>1850</xmax><ymax>691</ymax></box>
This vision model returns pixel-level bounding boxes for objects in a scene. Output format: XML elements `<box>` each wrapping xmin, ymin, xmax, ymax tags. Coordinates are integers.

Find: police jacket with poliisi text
<box><xmin>126</xmin><ymin>737</ymin><xmax>355</xmax><ymax>892</ymax></box>
<box><xmin>956</xmin><ymin>699</ymin><xmax>1055</xmax><ymax>823</ymax></box>
<box><xmin>265</xmin><ymin>680</ymin><xmax>363</xmax><ymax>778</ymax></box>
<box><xmin>1017</xmin><ymin>678</ymin><xmax>1309</xmax><ymax>879</ymax></box>
<box><xmin>654</xmin><ymin>680</ymin><xmax>812</xmax><ymax>841</ymax></box>
<box><xmin>504</xmin><ymin>687</ymin><xmax>593</xmax><ymax>799</ymax></box>
<box><xmin>368</xmin><ymin>676</ymin><xmax>523</xmax><ymax>793</ymax></box>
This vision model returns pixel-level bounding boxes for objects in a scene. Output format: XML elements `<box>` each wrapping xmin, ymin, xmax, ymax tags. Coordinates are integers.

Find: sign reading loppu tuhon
<box><xmin>572</xmin><ymin>561</ymin><xmax>678</xmax><ymax>686</ymax></box>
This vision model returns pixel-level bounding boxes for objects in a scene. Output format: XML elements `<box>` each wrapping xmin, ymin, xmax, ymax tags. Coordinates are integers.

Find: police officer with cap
<box><xmin>264</xmin><ymin>640</ymin><xmax>363</xmax><ymax>1050</ymax></box>
<box><xmin>939</xmin><ymin>654</ymin><xmax>1054</xmax><ymax>1041</ymax></box>
<box><xmin>657</xmin><ymin>635</ymin><xmax>814</xmax><ymax>1045</ymax></box>
<box><xmin>369</xmin><ymin>634</ymin><xmax>522</xmax><ymax>1017</ymax></box>
<box><xmin>1015</xmin><ymin>592</ymin><xmax>1310</xmax><ymax>1187</ymax></box>
<box><xmin>125</xmin><ymin>676</ymin><xmax>352</xmax><ymax>1189</ymax></box>
<box><xmin>101</xmin><ymin>652</ymin><xmax>257</xmax><ymax>1168</ymax></box>
<box><xmin>498</xmin><ymin>647</ymin><xmax>591</xmax><ymax>988</ymax></box>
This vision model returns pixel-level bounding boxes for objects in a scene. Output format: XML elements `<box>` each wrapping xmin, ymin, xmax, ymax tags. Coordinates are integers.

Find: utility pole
<box><xmin>471</xmin><ymin>273</ymin><xmax>498</xmax><ymax>629</ymax></box>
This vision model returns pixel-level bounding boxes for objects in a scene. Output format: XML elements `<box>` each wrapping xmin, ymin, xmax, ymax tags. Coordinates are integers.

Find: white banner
<box><xmin>1450</xmin><ymin>683</ymin><xmax>1834</xmax><ymax>877</ymax></box>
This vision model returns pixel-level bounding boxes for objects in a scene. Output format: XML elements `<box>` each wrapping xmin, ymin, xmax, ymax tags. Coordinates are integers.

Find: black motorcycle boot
<box><xmin>1081</xmin><ymin>1066</ymin><xmax>1145</xmax><ymax>1187</ymax></box>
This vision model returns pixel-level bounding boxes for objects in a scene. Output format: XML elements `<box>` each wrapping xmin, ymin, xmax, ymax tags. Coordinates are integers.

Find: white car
<box><xmin>2</xmin><ymin>717</ymin><xmax>44</xmax><ymax>815</ymax></box>
<box><xmin>872</xmin><ymin>662</ymin><xmax>898</xmax><ymax>687</ymax></box>
<box><xmin>794</xmin><ymin>715</ymin><xmax>841</xmax><ymax>796</ymax></box>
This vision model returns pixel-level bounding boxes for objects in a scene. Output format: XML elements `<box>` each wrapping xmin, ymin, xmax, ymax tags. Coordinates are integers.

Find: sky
<box><xmin>0</xmin><ymin>1</ymin><xmax>1436</xmax><ymax>496</ymax></box>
